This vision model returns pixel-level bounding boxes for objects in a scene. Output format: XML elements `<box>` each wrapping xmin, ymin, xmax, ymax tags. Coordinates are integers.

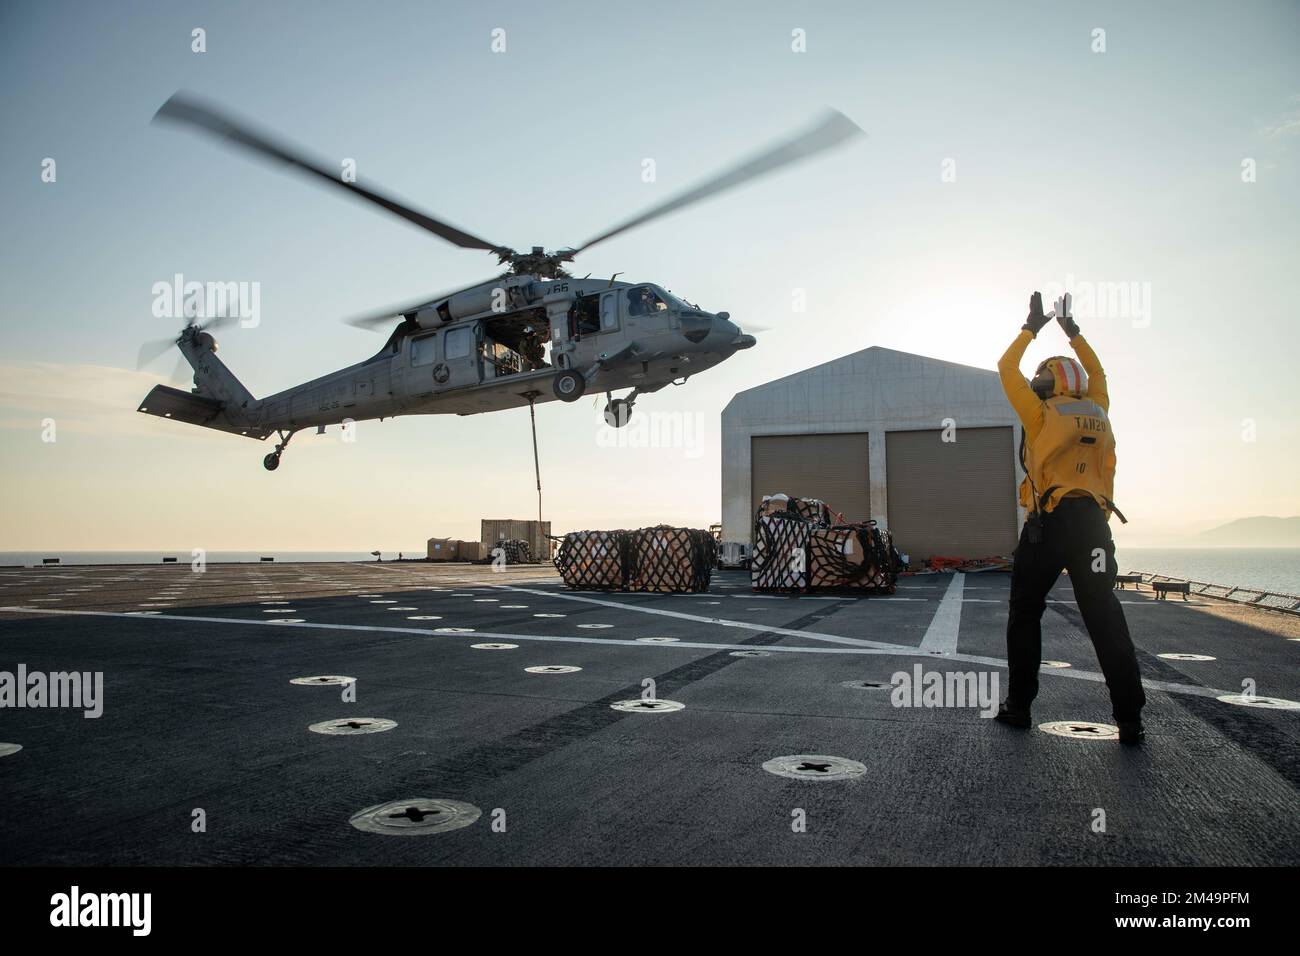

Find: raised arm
<box><xmin>998</xmin><ymin>328</ymin><xmax>1042</xmax><ymax>431</ymax></box>
<box><xmin>999</xmin><ymin>293</ymin><xmax>1052</xmax><ymax>436</ymax></box>
<box><xmin>1055</xmin><ymin>296</ymin><xmax>1109</xmax><ymax>413</ymax></box>
<box><xmin>1068</xmin><ymin>333</ymin><xmax>1108</xmax><ymax>413</ymax></box>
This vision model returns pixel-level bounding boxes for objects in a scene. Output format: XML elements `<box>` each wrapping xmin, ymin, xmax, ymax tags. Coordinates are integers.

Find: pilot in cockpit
<box><xmin>627</xmin><ymin>286</ymin><xmax>663</xmax><ymax>317</ymax></box>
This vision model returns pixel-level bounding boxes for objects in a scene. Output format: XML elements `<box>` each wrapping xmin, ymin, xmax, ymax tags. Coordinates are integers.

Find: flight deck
<box><xmin>1</xmin><ymin>561</ymin><xmax>1296</xmax><ymax>866</ymax></box>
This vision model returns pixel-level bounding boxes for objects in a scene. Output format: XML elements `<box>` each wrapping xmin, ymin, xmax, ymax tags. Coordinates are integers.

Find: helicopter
<box><xmin>136</xmin><ymin>93</ymin><xmax>865</xmax><ymax>470</ymax></box>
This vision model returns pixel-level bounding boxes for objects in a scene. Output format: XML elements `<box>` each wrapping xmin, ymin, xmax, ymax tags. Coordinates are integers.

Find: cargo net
<box><xmin>756</xmin><ymin>494</ymin><xmax>833</xmax><ymax>528</ymax></box>
<box><xmin>751</xmin><ymin>512</ymin><xmax>812</xmax><ymax>592</ymax></box>
<box><xmin>626</xmin><ymin>526</ymin><xmax>716</xmax><ymax>593</ymax></box>
<box><xmin>808</xmin><ymin>522</ymin><xmax>899</xmax><ymax>594</ymax></box>
<box><xmin>552</xmin><ymin>530</ymin><xmax>628</xmax><ymax>590</ymax></box>
<box><xmin>554</xmin><ymin>527</ymin><xmax>715</xmax><ymax>593</ymax></box>
<box><xmin>494</xmin><ymin>539</ymin><xmax>532</xmax><ymax>565</ymax></box>
<box><xmin>752</xmin><ymin>494</ymin><xmax>898</xmax><ymax>594</ymax></box>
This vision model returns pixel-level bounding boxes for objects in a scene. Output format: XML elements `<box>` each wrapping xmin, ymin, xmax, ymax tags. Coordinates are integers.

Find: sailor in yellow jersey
<box><xmin>995</xmin><ymin>291</ymin><xmax>1145</xmax><ymax>745</ymax></box>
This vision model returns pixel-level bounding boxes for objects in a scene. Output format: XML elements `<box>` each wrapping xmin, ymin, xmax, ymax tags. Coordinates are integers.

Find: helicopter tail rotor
<box><xmin>135</xmin><ymin>314</ymin><xmax>238</xmax><ymax>384</ymax></box>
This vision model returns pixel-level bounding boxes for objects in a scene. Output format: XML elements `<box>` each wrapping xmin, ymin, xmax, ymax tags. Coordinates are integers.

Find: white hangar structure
<box><xmin>721</xmin><ymin>347</ymin><xmax>1027</xmax><ymax>560</ymax></box>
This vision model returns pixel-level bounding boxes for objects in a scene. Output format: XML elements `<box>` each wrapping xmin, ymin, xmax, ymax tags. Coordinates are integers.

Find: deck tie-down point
<box><xmin>389</xmin><ymin>806</ymin><xmax>442</xmax><ymax>822</ymax></box>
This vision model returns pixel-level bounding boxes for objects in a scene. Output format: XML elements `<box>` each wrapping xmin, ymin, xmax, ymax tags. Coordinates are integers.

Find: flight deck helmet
<box><xmin>1031</xmin><ymin>356</ymin><xmax>1088</xmax><ymax>400</ymax></box>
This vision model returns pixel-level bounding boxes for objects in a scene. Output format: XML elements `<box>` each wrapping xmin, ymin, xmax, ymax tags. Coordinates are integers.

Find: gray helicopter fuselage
<box><xmin>235</xmin><ymin>275</ymin><xmax>751</xmax><ymax>433</ymax></box>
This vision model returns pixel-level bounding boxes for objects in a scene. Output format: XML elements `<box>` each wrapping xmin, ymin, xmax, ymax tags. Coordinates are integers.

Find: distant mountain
<box><xmin>1200</xmin><ymin>516</ymin><xmax>1300</xmax><ymax>546</ymax></box>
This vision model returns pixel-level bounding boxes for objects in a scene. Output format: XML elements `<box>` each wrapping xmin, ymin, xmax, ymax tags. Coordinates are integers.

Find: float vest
<box><xmin>1018</xmin><ymin>394</ymin><xmax>1124</xmax><ymax>520</ymax></box>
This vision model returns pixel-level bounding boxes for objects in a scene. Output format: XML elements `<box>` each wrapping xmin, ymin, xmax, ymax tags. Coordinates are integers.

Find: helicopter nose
<box><xmin>709</xmin><ymin>316</ymin><xmax>748</xmax><ymax>350</ymax></box>
<box><xmin>680</xmin><ymin>313</ymin><xmax>742</xmax><ymax>348</ymax></box>
<box><xmin>678</xmin><ymin>313</ymin><xmax>714</xmax><ymax>344</ymax></box>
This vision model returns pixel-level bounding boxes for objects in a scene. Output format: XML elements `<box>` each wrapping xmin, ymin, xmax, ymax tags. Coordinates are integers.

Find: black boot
<box><xmin>1118</xmin><ymin>720</ymin><xmax>1146</xmax><ymax>746</ymax></box>
<box><xmin>994</xmin><ymin>700</ymin><xmax>1031</xmax><ymax>729</ymax></box>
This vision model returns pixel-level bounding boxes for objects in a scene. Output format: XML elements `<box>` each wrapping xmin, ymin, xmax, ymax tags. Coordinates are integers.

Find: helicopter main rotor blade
<box><xmin>570</xmin><ymin>110</ymin><xmax>865</xmax><ymax>256</ymax></box>
<box><xmin>342</xmin><ymin>276</ymin><xmax>508</xmax><ymax>331</ymax></box>
<box><xmin>154</xmin><ymin>92</ymin><xmax>510</xmax><ymax>255</ymax></box>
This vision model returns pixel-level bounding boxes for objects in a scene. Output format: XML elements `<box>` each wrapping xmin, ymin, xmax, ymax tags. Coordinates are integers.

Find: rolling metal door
<box><xmin>885</xmin><ymin>426</ymin><xmax>1016</xmax><ymax>559</ymax></box>
<box><xmin>750</xmin><ymin>433</ymin><xmax>871</xmax><ymax>523</ymax></box>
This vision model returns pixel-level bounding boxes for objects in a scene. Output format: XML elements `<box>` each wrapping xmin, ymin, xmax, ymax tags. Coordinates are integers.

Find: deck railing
<box><xmin>1129</xmin><ymin>572</ymin><xmax>1300</xmax><ymax>614</ymax></box>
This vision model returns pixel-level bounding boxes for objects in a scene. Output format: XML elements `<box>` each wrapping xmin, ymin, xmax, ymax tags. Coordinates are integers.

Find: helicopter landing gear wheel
<box><xmin>603</xmin><ymin>398</ymin><xmax>634</xmax><ymax>428</ymax></box>
<box><xmin>553</xmin><ymin>369</ymin><xmax>585</xmax><ymax>402</ymax></box>
<box><xmin>262</xmin><ymin>429</ymin><xmax>295</xmax><ymax>472</ymax></box>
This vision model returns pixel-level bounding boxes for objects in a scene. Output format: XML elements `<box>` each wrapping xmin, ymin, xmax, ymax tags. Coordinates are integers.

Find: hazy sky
<box><xmin>2</xmin><ymin>0</ymin><xmax>1298</xmax><ymax>551</ymax></box>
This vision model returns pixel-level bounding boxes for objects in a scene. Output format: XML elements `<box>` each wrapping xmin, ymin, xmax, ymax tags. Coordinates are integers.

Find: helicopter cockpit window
<box><xmin>410</xmin><ymin>334</ymin><xmax>437</xmax><ymax>367</ymax></box>
<box><xmin>655</xmin><ymin>287</ymin><xmax>693</xmax><ymax>311</ymax></box>
<box><xmin>627</xmin><ymin>286</ymin><xmax>668</xmax><ymax>317</ymax></box>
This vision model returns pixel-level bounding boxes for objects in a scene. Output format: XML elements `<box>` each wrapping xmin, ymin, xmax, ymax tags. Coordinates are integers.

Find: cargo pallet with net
<box><xmin>750</xmin><ymin>494</ymin><xmax>900</xmax><ymax>595</ymax></box>
<box><xmin>554</xmin><ymin>526</ymin><xmax>717</xmax><ymax>593</ymax></box>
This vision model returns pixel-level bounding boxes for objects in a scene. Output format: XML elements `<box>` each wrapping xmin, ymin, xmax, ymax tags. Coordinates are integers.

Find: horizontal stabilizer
<box><xmin>137</xmin><ymin>385</ymin><xmax>271</xmax><ymax>440</ymax></box>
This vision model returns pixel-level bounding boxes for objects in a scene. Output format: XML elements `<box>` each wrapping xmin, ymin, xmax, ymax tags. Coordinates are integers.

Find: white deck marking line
<box><xmin>0</xmin><ymin>604</ymin><xmax>902</xmax><ymax>655</ymax></box>
<box><xmin>919</xmin><ymin>572</ymin><xmax>964</xmax><ymax>655</ymax></box>
<box><xmin>356</xmin><ymin>564</ymin><xmax>558</xmax><ymax>588</ymax></box>
<box><xmin>726</xmin><ymin>594</ymin><xmax>928</xmax><ymax>601</ymax></box>
<box><xmin>488</xmin><ymin>586</ymin><xmax>895</xmax><ymax>649</ymax></box>
<box><xmin>727</xmin><ymin>594</ymin><xmax>848</xmax><ymax>602</ymax></box>
<box><xmin>965</xmin><ymin>598</ymin><xmax>1164</xmax><ymax>606</ymax></box>
<box><xmin>0</xmin><ymin>605</ymin><xmax>1233</xmax><ymax>701</ymax></box>
<box><xmin>358</xmin><ymin>562</ymin><xmax>550</xmax><ymax>577</ymax></box>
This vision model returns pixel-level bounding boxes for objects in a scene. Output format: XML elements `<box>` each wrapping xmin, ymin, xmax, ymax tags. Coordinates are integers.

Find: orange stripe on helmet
<box><xmin>1056</xmin><ymin>357</ymin><xmax>1085</xmax><ymax>396</ymax></box>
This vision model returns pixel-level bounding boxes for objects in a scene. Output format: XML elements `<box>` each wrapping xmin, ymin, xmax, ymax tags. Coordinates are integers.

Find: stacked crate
<box><xmin>426</xmin><ymin>538</ymin><xmax>459</xmax><ymax>561</ymax></box>
<box><xmin>426</xmin><ymin>538</ymin><xmax>490</xmax><ymax>562</ymax></box>
<box><xmin>481</xmin><ymin>519</ymin><xmax>552</xmax><ymax>564</ymax></box>
<box><xmin>751</xmin><ymin>493</ymin><xmax>898</xmax><ymax>594</ymax></box>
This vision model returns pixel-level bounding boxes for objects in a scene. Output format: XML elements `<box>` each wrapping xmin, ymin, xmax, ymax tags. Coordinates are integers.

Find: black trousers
<box><xmin>1006</xmin><ymin>497</ymin><xmax>1145</xmax><ymax>722</ymax></box>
